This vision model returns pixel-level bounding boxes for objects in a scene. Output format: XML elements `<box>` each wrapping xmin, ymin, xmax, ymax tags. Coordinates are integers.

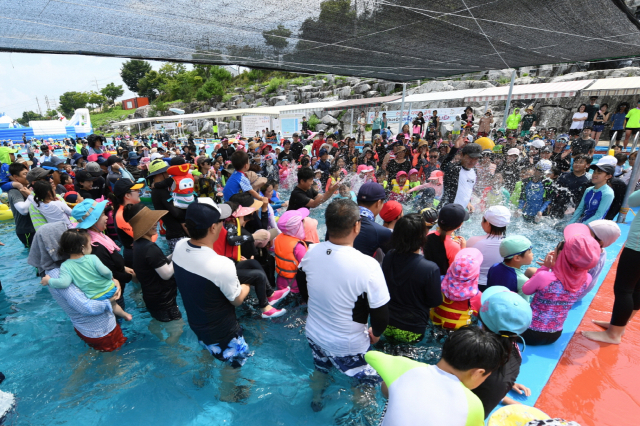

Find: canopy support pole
<box><xmin>617</xmin><ymin>132</ymin><xmax>640</xmax><ymax>223</ymax></box>
<box><xmin>501</xmin><ymin>70</ymin><xmax>517</xmax><ymax>128</ymax></box>
<box><xmin>398</xmin><ymin>83</ymin><xmax>407</xmax><ymax>134</ymax></box>
<box><xmin>137</xmin><ymin>123</ymin><xmax>140</xmax><ymax>134</ymax></box>
<box><xmin>350</xmin><ymin>109</ymin><xmax>354</xmax><ymax>137</ymax></box>
<box><xmin>484</xmin><ymin>100</ymin><xmax>489</xmax><ymax>113</ymax></box>
<box><xmin>408</xmin><ymin>102</ymin><xmax>413</xmax><ymax>124</ymax></box>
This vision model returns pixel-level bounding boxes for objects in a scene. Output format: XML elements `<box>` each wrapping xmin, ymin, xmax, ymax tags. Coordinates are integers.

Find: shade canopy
<box><xmin>323</xmin><ymin>95</ymin><xmax>402</xmax><ymax>111</ymax></box>
<box><xmin>387</xmin><ymin>89</ymin><xmax>486</xmax><ymax>104</ymax></box>
<box><xmin>581</xmin><ymin>77</ymin><xmax>640</xmax><ymax>97</ymax></box>
<box><xmin>1</xmin><ymin>1</ymin><xmax>639</xmax><ymax>81</ymax></box>
<box><xmin>113</xmin><ymin>100</ymin><xmax>343</xmax><ymax>126</ymax></box>
<box><xmin>465</xmin><ymin>80</ymin><xmax>595</xmax><ymax>102</ymax></box>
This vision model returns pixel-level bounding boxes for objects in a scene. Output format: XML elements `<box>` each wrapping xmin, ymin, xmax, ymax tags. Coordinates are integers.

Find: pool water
<box><xmin>0</xmin><ymin>193</ymin><xmax>566</xmax><ymax>425</ymax></box>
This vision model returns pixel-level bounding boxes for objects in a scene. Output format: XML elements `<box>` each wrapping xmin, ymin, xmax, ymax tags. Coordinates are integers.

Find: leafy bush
<box><xmin>265</xmin><ymin>77</ymin><xmax>286</xmax><ymax>94</ymax></box>
<box><xmin>308</xmin><ymin>115</ymin><xmax>320</xmax><ymax>131</ymax></box>
<box><xmin>497</xmin><ymin>77</ymin><xmax>511</xmax><ymax>85</ymax></box>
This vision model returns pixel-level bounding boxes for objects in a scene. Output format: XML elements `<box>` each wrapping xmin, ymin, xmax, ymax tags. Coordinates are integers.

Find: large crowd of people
<box><xmin>1</xmin><ymin>98</ymin><xmax>640</xmax><ymax>425</ymax></box>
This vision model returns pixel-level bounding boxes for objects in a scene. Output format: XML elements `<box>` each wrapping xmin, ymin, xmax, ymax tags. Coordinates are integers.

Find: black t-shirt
<box><xmin>472</xmin><ymin>345</ymin><xmax>522</xmax><ymax>418</ymax></box>
<box><xmin>216</xmin><ymin>146</ymin><xmax>235</xmax><ymax>162</ymax></box>
<box><xmin>132</xmin><ymin>238</ymin><xmax>179</xmax><ymax>312</ymax></box>
<box><xmin>287</xmin><ymin>186</ymin><xmax>318</xmax><ymax>211</ymax></box>
<box><xmin>353</xmin><ymin>216</ymin><xmax>393</xmax><ymax>257</ymax></box>
<box><xmin>382</xmin><ymin>250</ymin><xmax>442</xmax><ymax>334</ymax></box>
<box><xmin>550</xmin><ymin>151</ymin><xmax>571</xmax><ymax>172</ymax></box>
<box><xmin>151</xmin><ymin>186</ymin><xmax>187</xmax><ymax>240</ymax></box>
<box><xmin>291</xmin><ymin>141</ymin><xmax>304</xmax><ymax>160</ymax></box>
<box><xmin>278</xmin><ymin>150</ymin><xmax>294</xmax><ymax>162</ymax></box>
<box><xmin>585</xmin><ymin>104</ymin><xmax>600</xmax><ymax>121</ymax></box>
<box><xmin>423</xmin><ymin>233</ymin><xmax>450</xmax><ymax>275</ymax></box>
<box><xmin>521</xmin><ymin>114</ymin><xmax>537</xmax><ymax>131</ymax></box>
<box><xmin>557</xmin><ymin>171</ymin><xmax>590</xmax><ymax>206</ymax></box>
<box><xmin>570</xmin><ymin>138</ymin><xmax>596</xmax><ymax>155</ymax></box>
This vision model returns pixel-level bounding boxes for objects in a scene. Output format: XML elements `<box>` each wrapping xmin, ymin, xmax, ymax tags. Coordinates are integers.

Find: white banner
<box><xmin>242</xmin><ymin>115</ymin><xmax>272</xmax><ymax>138</ymax></box>
<box><xmin>368</xmin><ymin>107</ymin><xmax>466</xmax><ymax>125</ymax></box>
<box><xmin>154</xmin><ymin>123</ymin><xmax>176</xmax><ymax>130</ymax></box>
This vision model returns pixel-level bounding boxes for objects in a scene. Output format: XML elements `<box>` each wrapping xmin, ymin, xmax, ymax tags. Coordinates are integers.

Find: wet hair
<box><xmin>326</xmin><ymin>199</ymin><xmax>360</xmax><ymax>239</ymax></box>
<box><xmin>9</xmin><ymin>162</ymin><xmax>28</xmax><ymax>177</ymax></box>
<box><xmin>229</xmin><ymin>192</ymin><xmax>254</xmax><ymax>208</ymax></box>
<box><xmin>32</xmin><ymin>179</ymin><xmax>54</xmax><ymax>206</ymax></box>
<box><xmin>482</xmin><ymin>217</ymin><xmax>507</xmax><ymax>237</ymax></box>
<box><xmin>300</xmin><ymin>157</ymin><xmax>311</xmax><ymax>168</ymax></box>
<box><xmin>57</xmin><ymin>229</ymin><xmax>91</xmax><ymax>257</ymax></box>
<box><xmin>550</xmin><ymin>166</ymin><xmax>563</xmax><ymax>178</ymax></box>
<box><xmin>260</xmin><ymin>180</ymin><xmax>275</xmax><ymax>194</ymax></box>
<box><xmin>297</xmin><ymin>167</ymin><xmax>314</xmax><ymax>182</ymax></box>
<box><xmin>391</xmin><ymin>214</ymin><xmax>426</xmax><ymax>254</ymax></box>
<box><xmin>230</xmin><ymin>150</ymin><xmax>249</xmax><ymax>170</ymax></box>
<box><xmin>573</xmin><ymin>154</ymin><xmax>589</xmax><ymax>164</ymax></box>
<box><xmin>441</xmin><ymin>326</ymin><xmax>510</xmax><ymax>375</ymax></box>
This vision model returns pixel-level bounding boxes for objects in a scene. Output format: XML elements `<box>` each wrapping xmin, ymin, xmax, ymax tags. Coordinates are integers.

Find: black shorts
<box><xmin>148</xmin><ymin>305</ymin><xmax>182</xmax><ymax>322</ymax></box>
<box><xmin>625</xmin><ymin>127</ymin><xmax>640</xmax><ymax>135</ymax></box>
<box><xmin>614</xmin><ymin>129</ymin><xmax>624</xmax><ymax>140</ymax></box>
<box><xmin>16</xmin><ymin>232</ymin><xmax>34</xmax><ymax>249</ymax></box>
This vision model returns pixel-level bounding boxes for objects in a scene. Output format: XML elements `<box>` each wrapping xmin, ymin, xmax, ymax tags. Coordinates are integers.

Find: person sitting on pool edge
<box><xmin>366</xmin><ymin>326</ymin><xmax>509</xmax><ymax>425</ymax></box>
<box><xmin>485</xmin><ymin>236</ymin><xmax>535</xmax><ymax>301</ymax></box>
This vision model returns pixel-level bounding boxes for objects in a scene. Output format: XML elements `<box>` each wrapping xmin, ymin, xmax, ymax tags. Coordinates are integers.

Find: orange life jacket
<box><xmin>274</xmin><ymin>234</ymin><xmax>307</xmax><ymax>279</ymax></box>
<box><xmin>430</xmin><ymin>294</ymin><xmax>477</xmax><ymax>330</ymax></box>
<box><xmin>213</xmin><ymin>220</ymin><xmax>241</xmax><ymax>261</ymax></box>
<box><xmin>116</xmin><ymin>205</ymin><xmax>134</xmax><ymax>238</ymax></box>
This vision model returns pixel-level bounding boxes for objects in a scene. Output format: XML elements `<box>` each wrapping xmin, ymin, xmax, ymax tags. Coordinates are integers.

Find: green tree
<box><xmin>86</xmin><ymin>91</ymin><xmax>107</xmax><ymax>110</ymax></box>
<box><xmin>120</xmin><ymin>59</ymin><xmax>152</xmax><ymax>94</ymax></box>
<box><xmin>100</xmin><ymin>82</ymin><xmax>124</xmax><ymax>106</ymax></box>
<box><xmin>59</xmin><ymin>91</ymin><xmax>89</xmax><ymax>116</ymax></box>
<box><xmin>262</xmin><ymin>25</ymin><xmax>292</xmax><ymax>51</ymax></box>
<box><xmin>137</xmin><ymin>70</ymin><xmax>164</xmax><ymax>101</ymax></box>
<box><xmin>44</xmin><ymin>109</ymin><xmax>58</xmax><ymax>119</ymax></box>
<box><xmin>158</xmin><ymin>62</ymin><xmax>187</xmax><ymax>79</ymax></box>
<box><xmin>196</xmin><ymin>78</ymin><xmax>224</xmax><ymax>101</ymax></box>
<box><xmin>16</xmin><ymin>111</ymin><xmax>44</xmax><ymax>126</ymax></box>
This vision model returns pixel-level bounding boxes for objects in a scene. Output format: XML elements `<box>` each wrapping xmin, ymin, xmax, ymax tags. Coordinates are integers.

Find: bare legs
<box><xmin>582</xmin><ymin>310</ymin><xmax>638</xmax><ymax>344</ymax></box>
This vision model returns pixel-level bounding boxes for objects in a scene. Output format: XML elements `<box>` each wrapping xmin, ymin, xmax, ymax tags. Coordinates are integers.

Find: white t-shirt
<box><xmin>453</xmin><ymin>167</ymin><xmax>476</xmax><ymax>208</ymax></box>
<box><xmin>466</xmin><ymin>234</ymin><xmax>504</xmax><ymax>287</ymax></box>
<box><xmin>300</xmin><ymin>242</ymin><xmax>390</xmax><ymax>357</ymax></box>
<box><xmin>570</xmin><ymin>112</ymin><xmax>588</xmax><ymax>129</ymax></box>
<box><xmin>28</xmin><ymin>195</ymin><xmax>72</xmax><ymax>226</ymax></box>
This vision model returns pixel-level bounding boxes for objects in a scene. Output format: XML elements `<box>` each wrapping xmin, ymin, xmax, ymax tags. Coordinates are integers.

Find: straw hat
<box><xmin>128</xmin><ymin>205</ymin><xmax>168</xmax><ymax>240</ymax></box>
<box><xmin>245</xmin><ymin>171</ymin><xmax>268</xmax><ymax>191</ymax></box>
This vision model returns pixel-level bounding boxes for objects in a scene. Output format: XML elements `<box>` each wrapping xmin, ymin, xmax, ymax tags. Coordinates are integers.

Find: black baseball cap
<box><xmin>75</xmin><ymin>170</ymin><xmax>97</xmax><ymax>183</ymax></box>
<box><xmin>113</xmin><ymin>178</ymin><xmax>144</xmax><ymax>197</ymax></box>
<box><xmin>106</xmin><ymin>156</ymin><xmax>123</xmax><ymax>167</ymax></box>
<box><xmin>185</xmin><ymin>198</ymin><xmax>232</xmax><ymax>229</ymax></box>
<box><xmin>589</xmin><ymin>164</ymin><xmax>614</xmax><ymax>176</ymax></box>
<box><xmin>357</xmin><ymin>182</ymin><xmax>386</xmax><ymax>203</ymax></box>
<box><xmin>461</xmin><ymin>143</ymin><xmax>483</xmax><ymax>158</ymax></box>
<box><xmin>439</xmin><ymin>203</ymin><xmax>470</xmax><ymax>229</ymax></box>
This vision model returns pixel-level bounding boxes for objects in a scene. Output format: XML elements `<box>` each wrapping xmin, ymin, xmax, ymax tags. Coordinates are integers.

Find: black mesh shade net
<box><xmin>1</xmin><ymin>0</ymin><xmax>639</xmax><ymax>81</ymax></box>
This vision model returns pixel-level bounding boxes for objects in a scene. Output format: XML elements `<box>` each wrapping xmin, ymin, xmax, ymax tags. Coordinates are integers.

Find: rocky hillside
<box><xmin>98</xmin><ymin>63</ymin><xmax>640</xmax><ymax>138</ymax></box>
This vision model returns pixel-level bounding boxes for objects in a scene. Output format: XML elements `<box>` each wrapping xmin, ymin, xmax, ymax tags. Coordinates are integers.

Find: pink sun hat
<box><xmin>357</xmin><ymin>164</ymin><xmax>374</xmax><ymax>174</ymax></box>
<box><xmin>277</xmin><ymin>208</ymin><xmax>310</xmax><ymax>240</ymax></box>
<box><xmin>441</xmin><ymin>248</ymin><xmax>483</xmax><ymax>301</ymax></box>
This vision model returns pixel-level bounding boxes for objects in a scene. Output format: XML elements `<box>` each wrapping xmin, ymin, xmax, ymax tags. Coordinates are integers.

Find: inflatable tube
<box><xmin>488</xmin><ymin>405</ymin><xmax>550</xmax><ymax>426</ymax></box>
<box><xmin>0</xmin><ymin>204</ymin><xmax>13</xmax><ymax>222</ymax></box>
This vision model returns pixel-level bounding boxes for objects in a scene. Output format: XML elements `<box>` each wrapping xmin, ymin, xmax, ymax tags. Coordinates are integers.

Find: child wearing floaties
<box><xmin>408</xmin><ymin>168</ymin><xmax>420</xmax><ymax>191</ymax></box>
<box><xmin>274</xmin><ymin>208</ymin><xmax>309</xmax><ymax>293</ymax></box>
<box><xmin>430</xmin><ymin>248</ymin><xmax>483</xmax><ymax>329</ymax></box>
<box><xmin>389</xmin><ymin>171</ymin><xmax>411</xmax><ymax>201</ymax></box>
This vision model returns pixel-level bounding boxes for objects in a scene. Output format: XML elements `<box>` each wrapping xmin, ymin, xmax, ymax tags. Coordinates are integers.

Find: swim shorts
<box><xmin>75</xmin><ymin>324</ymin><xmax>127</xmax><ymax>352</ymax></box>
<box><xmin>307</xmin><ymin>338</ymin><xmax>381</xmax><ymax>384</ymax></box>
<box><xmin>148</xmin><ymin>305</ymin><xmax>182</xmax><ymax>322</ymax></box>
<box><xmin>382</xmin><ymin>325</ymin><xmax>424</xmax><ymax>344</ymax></box>
<box><xmin>201</xmin><ymin>328</ymin><xmax>250</xmax><ymax>368</ymax></box>
<box><xmin>95</xmin><ymin>287</ymin><xmax>116</xmax><ymax>301</ymax></box>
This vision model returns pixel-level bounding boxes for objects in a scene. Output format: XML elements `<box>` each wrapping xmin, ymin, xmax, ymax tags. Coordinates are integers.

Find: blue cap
<box><xmin>319</xmin><ymin>148</ymin><xmax>328</xmax><ymax>156</ymax></box>
<box><xmin>185</xmin><ymin>198</ymin><xmax>232</xmax><ymax>229</ymax></box>
<box><xmin>480</xmin><ymin>286</ymin><xmax>532</xmax><ymax>335</ymax></box>
<box><xmin>72</xmin><ymin>153</ymin><xmax>83</xmax><ymax>161</ymax></box>
<box><xmin>72</xmin><ymin>199</ymin><xmax>109</xmax><ymax>229</ymax></box>
<box><xmin>357</xmin><ymin>182</ymin><xmax>386</xmax><ymax>203</ymax></box>
<box><xmin>96</xmin><ymin>157</ymin><xmax>108</xmax><ymax>165</ymax></box>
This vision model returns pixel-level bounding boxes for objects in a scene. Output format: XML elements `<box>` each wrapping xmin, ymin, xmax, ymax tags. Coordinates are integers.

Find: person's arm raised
<box><xmin>305</xmin><ymin>182</ymin><xmax>339</xmax><ymax>208</ymax></box>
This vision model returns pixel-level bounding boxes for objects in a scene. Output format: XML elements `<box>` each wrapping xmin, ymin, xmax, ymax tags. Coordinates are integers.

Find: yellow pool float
<box><xmin>0</xmin><ymin>204</ymin><xmax>13</xmax><ymax>222</ymax></box>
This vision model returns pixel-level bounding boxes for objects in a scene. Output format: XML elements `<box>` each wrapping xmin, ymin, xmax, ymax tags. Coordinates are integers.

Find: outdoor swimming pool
<box><xmin>0</xmin><ymin>202</ymin><xmax>565</xmax><ymax>425</ymax></box>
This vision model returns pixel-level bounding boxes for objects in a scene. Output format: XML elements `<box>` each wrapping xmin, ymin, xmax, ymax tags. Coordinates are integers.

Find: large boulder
<box><xmin>317</xmin><ymin>91</ymin><xmax>333</xmax><ymax>99</ymax></box>
<box><xmin>336</xmin><ymin>86</ymin><xmax>351</xmax><ymax>99</ymax></box>
<box><xmin>200</xmin><ymin>121</ymin><xmax>213</xmax><ymax>133</ymax></box>
<box><xmin>269</xmin><ymin>95</ymin><xmax>287</xmax><ymax>106</ymax></box>
<box><xmin>321</xmin><ymin>114</ymin><xmax>339</xmax><ymax>125</ymax></box>
<box><xmin>315</xmin><ymin>123</ymin><xmax>328</xmax><ymax>132</ymax></box>
<box><xmin>217</xmin><ymin>122</ymin><xmax>228</xmax><ymax>135</ymax></box>
<box><xmin>378</xmin><ymin>82</ymin><xmax>396</xmax><ymax>95</ymax></box>
<box><xmin>274</xmin><ymin>100</ymin><xmax>287</xmax><ymax>106</ymax></box>
<box><xmin>537</xmin><ymin>106</ymin><xmax>572</xmax><ymax>129</ymax></box>
<box><xmin>244</xmin><ymin>93</ymin><xmax>255</xmax><ymax>102</ymax></box>
<box><xmin>353</xmin><ymin>83</ymin><xmax>372</xmax><ymax>94</ymax></box>
<box><xmin>254</xmin><ymin>98</ymin><xmax>266</xmax><ymax>106</ymax></box>
<box><xmin>298</xmin><ymin>85</ymin><xmax>315</xmax><ymax>92</ymax></box>
<box><xmin>487</xmin><ymin>69</ymin><xmax>512</xmax><ymax>81</ymax></box>
<box><xmin>413</xmin><ymin>80</ymin><xmax>455</xmax><ymax>94</ymax></box>
<box><xmin>134</xmin><ymin>105</ymin><xmax>152</xmax><ymax>119</ymax></box>
<box><xmin>346</xmin><ymin>77</ymin><xmax>361</xmax><ymax>86</ymax></box>
<box><xmin>365</xmin><ymin>90</ymin><xmax>379</xmax><ymax>98</ymax></box>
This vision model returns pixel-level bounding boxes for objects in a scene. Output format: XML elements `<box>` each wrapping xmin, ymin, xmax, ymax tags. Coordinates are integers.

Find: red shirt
<box><xmin>311</xmin><ymin>139</ymin><xmax>325</xmax><ymax>157</ymax></box>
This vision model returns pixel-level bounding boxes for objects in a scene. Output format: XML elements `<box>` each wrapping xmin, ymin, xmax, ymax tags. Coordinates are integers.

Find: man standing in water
<box><xmin>441</xmin><ymin>135</ymin><xmax>482</xmax><ymax>212</ymax></box>
<box><xmin>298</xmin><ymin>199</ymin><xmax>390</xmax><ymax>412</ymax></box>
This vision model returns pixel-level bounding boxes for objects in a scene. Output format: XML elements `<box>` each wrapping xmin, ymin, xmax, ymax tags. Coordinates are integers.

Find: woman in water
<box><xmin>381</xmin><ymin>214</ymin><xmax>442</xmax><ymax>343</ymax></box>
<box><xmin>467</xmin><ymin>206</ymin><xmax>510</xmax><ymax>291</ymax></box>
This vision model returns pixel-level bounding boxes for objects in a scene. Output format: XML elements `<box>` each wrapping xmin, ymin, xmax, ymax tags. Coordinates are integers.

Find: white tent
<box><xmin>580</xmin><ymin>77</ymin><xmax>640</xmax><ymax>97</ymax></box>
<box><xmin>386</xmin><ymin>89</ymin><xmax>486</xmax><ymax>104</ymax></box>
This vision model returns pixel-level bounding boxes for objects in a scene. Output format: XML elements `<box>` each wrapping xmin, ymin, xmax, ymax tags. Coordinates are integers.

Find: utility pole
<box><xmin>36</xmin><ymin>97</ymin><xmax>42</xmax><ymax>116</ymax></box>
<box><xmin>45</xmin><ymin>95</ymin><xmax>50</xmax><ymax>112</ymax></box>
<box><xmin>94</xmin><ymin>77</ymin><xmax>100</xmax><ymax>92</ymax></box>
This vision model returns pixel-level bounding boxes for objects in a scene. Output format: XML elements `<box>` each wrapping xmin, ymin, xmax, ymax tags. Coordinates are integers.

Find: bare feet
<box><xmin>581</xmin><ymin>330</ymin><xmax>622</xmax><ymax>344</ymax></box>
<box><xmin>591</xmin><ymin>320</ymin><xmax>625</xmax><ymax>336</ymax></box>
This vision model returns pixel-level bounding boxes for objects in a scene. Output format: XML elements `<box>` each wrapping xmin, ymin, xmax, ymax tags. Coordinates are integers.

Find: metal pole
<box><xmin>398</xmin><ymin>83</ymin><xmax>407</xmax><ymax>134</ymax></box>
<box><xmin>485</xmin><ymin>100</ymin><xmax>489</xmax><ymax>113</ymax></box>
<box><xmin>501</xmin><ymin>70</ymin><xmax>517</xmax><ymax>128</ymax></box>
<box><xmin>617</xmin><ymin>132</ymin><xmax>640</xmax><ymax>223</ymax></box>
<box><xmin>609</xmin><ymin>131</ymin><xmax>617</xmax><ymax>151</ymax></box>
<box><xmin>350</xmin><ymin>109</ymin><xmax>354</xmax><ymax>137</ymax></box>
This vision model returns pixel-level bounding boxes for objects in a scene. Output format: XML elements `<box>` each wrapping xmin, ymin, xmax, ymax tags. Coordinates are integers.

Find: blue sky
<box><xmin>0</xmin><ymin>53</ymin><xmax>168</xmax><ymax>119</ymax></box>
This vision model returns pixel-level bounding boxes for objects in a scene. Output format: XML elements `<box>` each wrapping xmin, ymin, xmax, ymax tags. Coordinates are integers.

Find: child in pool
<box><xmin>485</xmin><ymin>235</ymin><xmax>534</xmax><ymax>300</ymax></box>
<box><xmin>430</xmin><ymin>248</ymin><xmax>483</xmax><ymax>330</ymax></box>
<box><xmin>41</xmin><ymin>229</ymin><xmax>132</xmax><ymax>321</ymax></box>
<box><xmin>408</xmin><ymin>169</ymin><xmax>420</xmax><ymax>190</ymax></box>
<box><xmin>334</xmin><ymin>182</ymin><xmax>357</xmax><ymax>202</ymax></box>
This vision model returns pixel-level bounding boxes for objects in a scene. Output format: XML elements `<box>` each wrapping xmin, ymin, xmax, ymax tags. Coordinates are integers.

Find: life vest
<box><xmin>213</xmin><ymin>219</ymin><xmax>241</xmax><ymax>261</ymax></box>
<box><xmin>274</xmin><ymin>234</ymin><xmax>307</xmax><ymax>279</ymax></box>
<box><xmin>116</xmin><ymin>206</ymin><xmax>134</xmax><ymax>238</ymax></box>
<box><xmin>430</xmin><ymin>294</ymin><xmax>476</xmax><ymax>330</ymax></box>
<box><xmin>391</xmin><ymin>179</ymin><xmax>410</xmax><ymax>194</ymax></box>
